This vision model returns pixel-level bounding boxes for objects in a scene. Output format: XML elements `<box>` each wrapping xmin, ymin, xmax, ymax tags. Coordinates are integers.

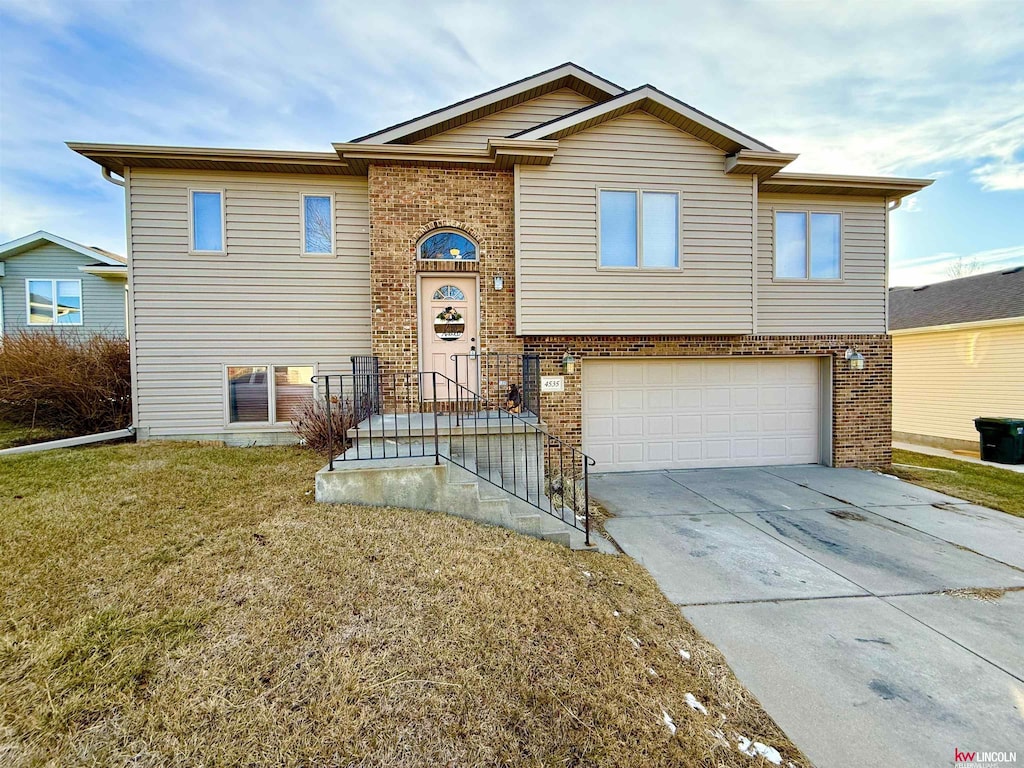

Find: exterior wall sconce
<box><xmin>493</xmin><ymin>275</ymin><xmax>504</xmax><ymax>291</ymax></box>
<box><xmin>561</xmin><ymin>352</ymin><xmax>577</xmax><ymax>374</ymax></box>
<box><xmin>845</xmin><ymin>348</ymin><xmax>865</xmax><ymax>370</ymax></box>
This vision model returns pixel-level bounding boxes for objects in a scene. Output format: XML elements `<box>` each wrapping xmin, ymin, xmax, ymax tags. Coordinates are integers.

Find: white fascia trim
<box><xmin>514</xmin><ymin>86</ymin><xmax>774</xmax><ymax>152</ymax></box>
<box><xmin>78</xmin><ymin>265</ymin><xmax>128</xmax><ymax>278</ymax></box>
<box><xmin>0</xmin><ymin>230</ymin><xmax>125</xmax><ymax>266</ymax></box>
<box><xmin>889</xmin><ymin>316</ymin><xmax>1024</xmax><ymax>336</ymax></box>
<box><xmin>352</xmin><ymin>64</ymin><xmax>624</xmax><ymax>144</ymax></box>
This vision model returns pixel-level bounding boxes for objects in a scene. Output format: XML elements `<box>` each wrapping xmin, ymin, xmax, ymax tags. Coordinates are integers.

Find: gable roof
<box><xmin>511</xmin><ymin>84</ymin><xmax>775</xmax><ymax>154</ymax></box>
<box><xmin>0</xmin><ymin>230</ymin><xmax>126</xmax><ymax>266</ymax></box>
<box><xmin>351</xmin><ymin>62</ymin><xmax>624</xmax><ymax>145</ymax></box>
<box><xmin>889</xmin><ymin>266</ymin><xmax>1024</xmax><ymax>330</ymax></box>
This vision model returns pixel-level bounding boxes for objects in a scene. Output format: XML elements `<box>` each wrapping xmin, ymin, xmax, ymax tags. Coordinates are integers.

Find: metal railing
<box><xmin>310</xmin><ymin>370</ymin><xmax>592</xmax><ymax>545</ymax></box>
<box><xmin>448</xmin><ymin>353</ymin><xmax>541</xmax><ymax>418</ymax></box>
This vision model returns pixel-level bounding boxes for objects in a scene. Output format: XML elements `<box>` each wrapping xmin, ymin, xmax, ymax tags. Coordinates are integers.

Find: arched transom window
<box><xmin>432</xmin><ymin>284</ymin><xmax>465</xmax><ymax>301</ymax></box>
<box><xmin>418</xmin><ymin>230</ymin><xmax>477</xmax><ymax>261</ymax></box>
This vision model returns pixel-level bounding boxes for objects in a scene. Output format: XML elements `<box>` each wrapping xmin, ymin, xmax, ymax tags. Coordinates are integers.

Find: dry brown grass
<box><xmin>0</xmin><ymin>442</ymin><xmax>808</xmax><ymax>767</ymax></box>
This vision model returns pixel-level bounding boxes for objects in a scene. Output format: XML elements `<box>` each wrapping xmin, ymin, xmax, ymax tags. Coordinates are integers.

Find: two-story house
<box><xmin>70</xmin><ymin>63</ymin><xmax>930</xmax><ymax>471</ymax></box>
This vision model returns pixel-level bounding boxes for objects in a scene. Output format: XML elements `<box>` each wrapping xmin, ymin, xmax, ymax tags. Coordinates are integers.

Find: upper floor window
<box><xmin>302</xmin><ymin>194</ymin><xmax>334</xmax><ymax>255</ymax></box>
<box><xmin>599</xmin><ymin>190</ymin><xmax>679</xmax><ymax>268</ymax></box>
<box><xmin>27</xmin><ymin>279</ymin><xmax>82</xmax><ymax>325</ymax></box>
<box><xmin>775</xmin><ymin>211</ymin><xmax>841</xmax><ymax>280</ymax></box>
<box><xmin>190</xmin><ymin>190</ymin><xmax>224</xmax><ymax>253</ymax></box>
<box><xmin>419</xmin><ymin>231</ymin><xmax>477</xmax><ymax>261</ymax></box>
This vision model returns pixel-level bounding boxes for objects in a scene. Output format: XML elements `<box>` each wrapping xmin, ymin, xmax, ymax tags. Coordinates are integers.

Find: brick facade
<box><xmin>523</xmin><ymin>334</ymin><xmax>892</xmax><ymax>468</ymax></box>
<box><xmin>367</xmin><ymin>164</ymin><xmax>521</xmax><ymax>375</ymax></box>
<box><xmin>368</xmin><ymin>163</ymin><xmax>892</xmax><ymax>469</ymax></box>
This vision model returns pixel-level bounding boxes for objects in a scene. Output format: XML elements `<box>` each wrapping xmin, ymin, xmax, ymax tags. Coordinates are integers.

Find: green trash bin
<box><xmin>974</xmin><ymin>417</ymin><xmax>1024</xmax><ymax>464</ymax></box>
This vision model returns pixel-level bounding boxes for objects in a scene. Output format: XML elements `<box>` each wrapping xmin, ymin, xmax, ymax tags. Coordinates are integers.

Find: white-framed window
<box><xmin>26</xmin><ymin>279</ymin><xmax>82</xmax><ymax>325</ymax></box>
<box><xmin>775</xmin><ymin>211</ymin><xmax>842</xmax><ymax>280</ymax></box>
<box><xmin>598</xmin><ymin>189</ymin><xmax>680</xmax><ymax>269</ymax></box>
<box><xmin>301</xmin><ymin>193</ymin><xmax>334</xmax><ymax>255</ymax></box>
<box><xmin>189</xmin><ymin>189</ymin><xmax>225</xmax><ymax>253</ymax></box>
<box><xmin>418</xmin><ymin>230</ymin><xmax>477</xmax><ymax>261</ymax></box>
<box><xmin>226</xmin><ymin>364</ymin><xmax>315</xmax><ymax>425</ymax></box>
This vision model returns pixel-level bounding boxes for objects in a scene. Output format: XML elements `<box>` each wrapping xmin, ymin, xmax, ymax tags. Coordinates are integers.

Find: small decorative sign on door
<box><xmin>434</xmin><ymin>307</ymin><xmax>465</xmax><ymax>341</ymax></box>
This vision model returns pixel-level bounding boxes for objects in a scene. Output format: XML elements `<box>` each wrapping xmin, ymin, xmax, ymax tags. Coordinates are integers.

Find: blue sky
<box><xmin>1</xmin><ymin>0</ymin><xmax>1022</xmax><ymax>286</ymax></box>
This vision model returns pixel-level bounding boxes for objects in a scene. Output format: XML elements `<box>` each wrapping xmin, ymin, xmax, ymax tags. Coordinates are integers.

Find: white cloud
<box><xmin>890</xmin><ymin>245</ymin><xmax>1024</xmax><ymax>286</ymax></box>
<box><xmin>972</xmin><ymin>161</ymin><xmax>1024</xmax><ymax>191</ymax></box>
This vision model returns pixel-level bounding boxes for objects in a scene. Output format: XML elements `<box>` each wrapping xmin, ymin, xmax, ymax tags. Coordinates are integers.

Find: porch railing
<box><xmin>311</xmin><ymin>370</ymin><xmax>591</xmax><ymax>545</ymax></box>
<box><xmin>448</xmin><ymin>353</ymin><xmax>541</xmax><ymax>418</ymax></box>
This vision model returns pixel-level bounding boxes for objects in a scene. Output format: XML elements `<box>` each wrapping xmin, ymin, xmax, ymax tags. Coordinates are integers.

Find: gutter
<box><xmin>102</xmin><ymin>167</ymin><xmax>126</xmax><ymax>187</ymax></box>
<box><xmin>0</xmin><ymin>427</ymin><xmax>135</xmax><ymax>456</ymax></box>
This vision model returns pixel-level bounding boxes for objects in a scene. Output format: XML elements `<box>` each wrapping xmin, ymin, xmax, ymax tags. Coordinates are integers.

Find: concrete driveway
<box><xmin>594</xmin><ymin>466</ymin><xmax>1024</xmax><ymax>768</ymax></box>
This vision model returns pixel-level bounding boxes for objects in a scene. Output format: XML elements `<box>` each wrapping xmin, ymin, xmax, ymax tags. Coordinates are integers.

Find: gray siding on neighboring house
<box><xmin>415</xmin><ymin>88</ymin><xmax>595</xmax><ymax>149</ymax></box>
<box><xmin>128</xmin><ymin>169</ymin><xmax>371</xmax><ymax>440</ymax></box>
<box><xmin>516</xmin><ymin>110</ymin><xmax>755</xmax><ymax>335</ymax></box>
<box><xmin>756</xmin><ymin>194</ymin><xmax>888</xmax><ymax>333</ymax></box>
<box><xmin>0</xmin><ymin>242</ymin><xmax>126</xmax><ymax>336</ymax></box>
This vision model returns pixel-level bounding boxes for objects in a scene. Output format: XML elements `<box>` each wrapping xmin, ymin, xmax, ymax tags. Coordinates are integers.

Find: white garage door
<box><xmin>583</xmin><ymin>358</ymin><xmax>822</xmax><ymax>471</ymax></box>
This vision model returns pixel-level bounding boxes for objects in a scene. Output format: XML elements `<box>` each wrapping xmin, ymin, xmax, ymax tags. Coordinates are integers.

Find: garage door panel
<box><xmin>584</xmin><ymin>358</ymin><xmax>822</xmax><ymax>471</ymax></box>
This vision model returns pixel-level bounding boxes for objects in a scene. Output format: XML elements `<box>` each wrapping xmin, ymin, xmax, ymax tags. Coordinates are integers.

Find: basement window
<box><xmin>227</xmin><ymin>365</ymin><xmax>314</xmax><ymax>425</ymax></box>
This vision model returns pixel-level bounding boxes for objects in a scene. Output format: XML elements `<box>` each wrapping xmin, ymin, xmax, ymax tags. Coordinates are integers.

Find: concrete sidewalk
<box><xmin>894</xmin><ymin>441</ymin><xmax>1024</xmax><ymax>474</ymax></box>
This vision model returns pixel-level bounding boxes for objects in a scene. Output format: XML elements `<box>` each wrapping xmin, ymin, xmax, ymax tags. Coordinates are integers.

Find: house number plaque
<box><xmin>540</xmin><ymin>376</ymin><xmax>565</xmax><ymax>393</ymax></box>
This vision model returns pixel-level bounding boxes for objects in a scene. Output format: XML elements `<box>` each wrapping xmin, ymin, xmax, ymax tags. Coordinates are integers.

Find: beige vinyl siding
<box><xmin>0</xmin><ymin>242</ymin><xmax>126</xmax><ymax>336</ymax></box>
<box><xmin>517</xmin><ymin>110</ymin><xmax>754</xmax><ymax>335</ymax></box>
<box><xmin>892</xmin><ymin>322</ymin><xmax>1024</xmax><ymax>444</ymax></box>
<box><xmin>757</xmin><ymin>194</ymin><xmax>887</xmax><ymax>333</ymax></box>
<box><xmin>415</xmin><ymin>88</ymin><xmax>594</xmax><ymax>149</ymax></box>
<box><xmin>129</xmin><ymin>169</ymin><xmax>370</xmax><ymax>439</ymax></box>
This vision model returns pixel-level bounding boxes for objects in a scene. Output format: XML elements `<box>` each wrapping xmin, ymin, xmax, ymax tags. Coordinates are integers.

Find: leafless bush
<box><xmin>291</xmin><ymin>395</ymin><xmax>357</xmax><ymax>455</ymax></box>
<box><xmin>0</xmin><ymin>331</ymin><xmax>131</xmax><ymax>434</ymax></box>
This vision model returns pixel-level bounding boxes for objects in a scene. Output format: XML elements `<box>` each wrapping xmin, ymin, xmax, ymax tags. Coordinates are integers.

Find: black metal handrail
<box><xmin>310</xmin><ymin>371</ymin><xmax>592</xmax><ymax>545</ymax></box>
<box><xmin>448</xmin><ymin>353</ymin><xmax>541</xmax><ymax>418</ymax></box>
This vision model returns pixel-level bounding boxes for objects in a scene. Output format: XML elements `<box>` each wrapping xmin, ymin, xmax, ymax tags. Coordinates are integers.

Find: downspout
<box><xmin>102</xmin><ymin>167</ymin><xmax>126</xmax><ymax>187</ymax></box>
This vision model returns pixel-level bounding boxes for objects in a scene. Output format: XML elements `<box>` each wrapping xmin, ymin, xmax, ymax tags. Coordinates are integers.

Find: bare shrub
<box><xmin>290</xmin><ymin>395</ymin><xmax>357</xmax><ymax>455</ymax></box>
<box><xmin>0</xmin><ymin>330</ymin><xmax>131</xmax><ymax>434</ymax></box>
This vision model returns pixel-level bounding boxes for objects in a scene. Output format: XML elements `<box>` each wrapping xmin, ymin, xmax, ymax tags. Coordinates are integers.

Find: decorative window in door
<box><xmin>431</xmin><ymin>284</ymin><xmax>465</xmax><ymax>301</ymax></box>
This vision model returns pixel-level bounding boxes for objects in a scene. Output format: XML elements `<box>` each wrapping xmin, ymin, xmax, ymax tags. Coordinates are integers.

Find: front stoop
<box><xmin>314</xmin><ymin>453</ymin><xmax>608</xmax><ymax>551</ymax></box>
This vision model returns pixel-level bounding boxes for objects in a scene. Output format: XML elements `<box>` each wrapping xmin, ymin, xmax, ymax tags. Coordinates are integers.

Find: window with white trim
<box><xmin>227</xmin><ymin>365</ymin><xmax>314</xmax><ymax>424</ymax></box>
<box><xmin>190</xmin><ymin>190</ymin><xmax>224</xmax><ymax>253</ymax></box>
<box><xmin>599</xmin><ymin>190</ymin><xmax>680</xmax><ymax>268</ymax></box>
<box><xmin>775</xmin><ymin>211</ymin><xmax>841</xmax><ymax>280</ymax></box>
<box><xmin>302</xmin><ymin>194</ymin><xmax>334</xmax><ymax>254</ymax></box>
<box><xmin>27</xmin><ymin>279</ymin><xmax>82</xmax><ymax>325</ymax></box>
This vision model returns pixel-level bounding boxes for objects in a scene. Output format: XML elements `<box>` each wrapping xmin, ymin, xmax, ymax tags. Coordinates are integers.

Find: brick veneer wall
<box><xmin>523</xmin><ymin>334</ymin><xmax>892</xmax><ymax>468</ymax></box>
<box><xmin>367</xmin><ymin>164</ymin><xmax>521</xmax><ymax>375</ymax></box>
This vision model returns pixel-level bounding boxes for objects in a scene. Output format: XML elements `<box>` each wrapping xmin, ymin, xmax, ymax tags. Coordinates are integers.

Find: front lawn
<box><xmin>0</xmin><ymin>443</ymin><xmax>807</xmax><ymax>767</ymax></box>
<box><xmin>891</xmin><ymin>448</ymin><xmax>1024</xmax><ymax>518</ymax></box>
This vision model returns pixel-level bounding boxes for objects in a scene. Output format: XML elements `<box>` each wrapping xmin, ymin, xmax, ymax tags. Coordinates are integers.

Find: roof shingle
<box><xmin>889</xmin><ymin>266</ymin><xmax>1024</xmax><ymax>330</ymax></box>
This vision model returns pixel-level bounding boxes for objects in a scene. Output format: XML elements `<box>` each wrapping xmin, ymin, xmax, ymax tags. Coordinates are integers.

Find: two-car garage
<box><xmin>582</xmin><ymin>357</ymin><xmax>828</xmax><ymax>471</ymax></box>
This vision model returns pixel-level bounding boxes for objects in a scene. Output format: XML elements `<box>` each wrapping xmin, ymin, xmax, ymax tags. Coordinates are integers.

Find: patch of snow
<box><xmin>873</xmin><ymin>470</ymin><xmax>901</xmax><ymax>481</ymax></box>
<box><xmin>581</xmin><ymin>570</ymin><xmax>592</xmax><ymax>578</ymax></box>
<box><xmin>678</xmin><ymin>648</ymin><xmax>691</xmax><ymax>660</ymax></box>
<box><xmin>684</xmin><ymin>693</ymin><xmax>708</xmax><ymax>715</ymax></box>
<box><xmin>736</xmin><ymin>736</ymin><xmax>782</xmax><ymax>765</ymax></box>
<box><xmin>647</xmin><ymin>667</ymin><xmax>658</xmax><ymax>677</ymax></box>
<box><xmin>628</xmin><ymin>636</ymin><xmax>641</xmax><ymax>650</ymax></box>
<box><xmin>780</xmin><ymin>504</ymin><xmax>791</xmax><ymax>510</ymax></box>
<box><xmin>613</xmin><ymin>610</ymin><xmax>620</xmax><ymax>617</ymax></box>
<box><xmin>662</xmin><ymin>710</ymin><xmax>677</xmax><ymax>734</ymax></box>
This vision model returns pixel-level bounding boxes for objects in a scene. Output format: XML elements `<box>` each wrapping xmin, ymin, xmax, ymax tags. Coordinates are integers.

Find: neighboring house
<box><xmin>889</xmin><ymin>267</ymin><xmax>1024</xmax><ymax>451</ymax></box>
<box><xmin>69</xmin><ymin>63</ymin><xmax>930</xmax><ymax>468</ymax></box>
<box><xmin>0</xmin><ymin>230</ymin><xmax>127</xmax><ymax>338</ymax></box>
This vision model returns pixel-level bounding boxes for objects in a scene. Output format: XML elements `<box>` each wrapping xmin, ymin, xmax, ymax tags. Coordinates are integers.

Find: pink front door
<box><xmin>419</xmin><ymin>276</ymin><xmax>478</xmax><ymax>399</ymax></box>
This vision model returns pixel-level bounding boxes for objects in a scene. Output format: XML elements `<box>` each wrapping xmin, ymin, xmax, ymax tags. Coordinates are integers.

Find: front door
<box><xmin>419</xmin><ymin>276</ymin><xmax>478</xmax><ymax>399</ymax></box>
